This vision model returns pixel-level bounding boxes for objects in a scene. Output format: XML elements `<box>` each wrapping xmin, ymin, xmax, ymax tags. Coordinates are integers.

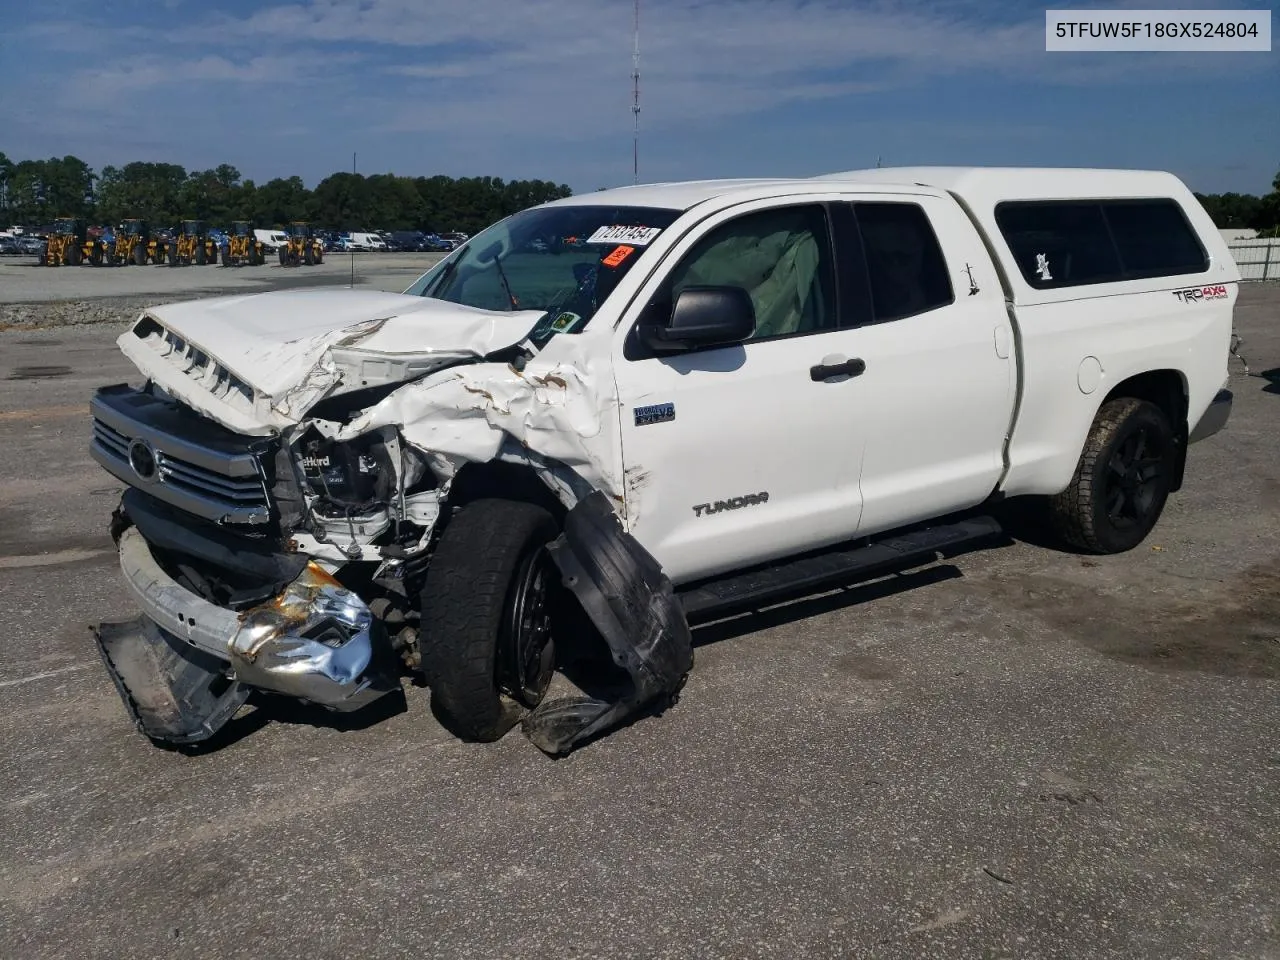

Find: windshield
<box><xmin>404</xmin><ymin>204</ymin><xmax>681</xmax><ymax>340</ymax></box>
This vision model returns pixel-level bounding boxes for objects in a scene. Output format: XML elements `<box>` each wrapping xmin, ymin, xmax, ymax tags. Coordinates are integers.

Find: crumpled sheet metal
<box><xmin>524</xmin><ymin>491</ymin><xmax>694</xmax><ymax>755</ymax></box>
<box><xmin>329</xmin><ymin>355</ymin><xmax>624</xmax><ymax>505</ymax></box>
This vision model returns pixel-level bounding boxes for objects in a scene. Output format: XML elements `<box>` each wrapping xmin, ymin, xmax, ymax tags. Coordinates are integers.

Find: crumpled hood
<box><xmin>118</xmin><ymin>288</ymin><xmax>546</xmax><ymax>433</ymax></box>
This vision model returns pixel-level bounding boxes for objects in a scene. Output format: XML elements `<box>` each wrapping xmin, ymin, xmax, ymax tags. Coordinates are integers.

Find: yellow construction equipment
<box><xmin>105</xmin><ymin>219</ymin><xmax>162</xmax><ymax>266</ymax></box>
<box><xmin>167</xmin><ymin>220</ymin><xmax>219</xmax><ymax>266</ymax></box>
<box><xmin>279</xmin><ymin>221</ymin><xmax>324</xmax><ymax>266</ymax></box>
<box><xmin>221</xmin><ymin>221</ymin><xmax>266</xmax><ymax>267</ymax></box>
<box><xmin>40</xmin><ymin>218</ymin><xmax>109</xmax><ymax>267</ymax></box>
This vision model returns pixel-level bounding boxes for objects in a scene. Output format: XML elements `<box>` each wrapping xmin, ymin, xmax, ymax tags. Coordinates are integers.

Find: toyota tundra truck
<box><xmin>89</xmin><ymin>166</ymin><xmax>1238</xmax><ymax>754</ymax></box>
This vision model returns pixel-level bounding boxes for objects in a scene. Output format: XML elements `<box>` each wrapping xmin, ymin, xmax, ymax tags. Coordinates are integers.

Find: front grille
<box><xmin>90</xmin><ymin>385</ymin><xmax>272</xmax><ymax>526</ymax></box>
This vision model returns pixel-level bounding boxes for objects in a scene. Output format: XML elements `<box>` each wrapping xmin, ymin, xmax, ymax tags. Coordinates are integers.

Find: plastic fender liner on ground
<box><xmin>526</xmin><ymin>490</ymin><xmax>694</xmax><ymax>755</ymax></box>
<box><xmin>92</xmin><ymin>617</ymin><xmax>249</xmax><ymax>744</ymax></box>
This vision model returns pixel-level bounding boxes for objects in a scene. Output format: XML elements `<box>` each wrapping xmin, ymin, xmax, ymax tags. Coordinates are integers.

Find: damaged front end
<box><xmin>91</xmin><ymin>289</ymin><xmax>691</xmax><ymax>753</ymax></box>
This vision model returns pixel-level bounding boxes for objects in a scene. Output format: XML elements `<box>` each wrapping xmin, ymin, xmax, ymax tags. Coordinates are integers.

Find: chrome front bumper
<box><xmin>116</xmin><ymin>527</ymin><xmax>395</xmax><ymax>711</ymax></box>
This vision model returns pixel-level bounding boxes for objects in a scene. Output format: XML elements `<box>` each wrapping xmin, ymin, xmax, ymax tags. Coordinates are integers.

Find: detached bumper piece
<box><xmin>93</xmin><ymin>618</ymin><xmax>250</xmax><ymax>744</ymax></box>
<box><xmin>527</xmin><ymin>491</ymin><xmax>694</xmax><ymax>756</ymax></box>
<box><xmin>100</xmin><ymin>527</ymin><xmax>398</xmax><ymax>743</ymax></box>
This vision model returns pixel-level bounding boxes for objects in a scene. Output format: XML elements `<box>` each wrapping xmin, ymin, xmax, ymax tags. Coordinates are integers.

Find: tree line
<box><xmin>2</xmin><ymin>152</ymin><xmax>1277</xmax><ymax>237</ymax></box>
<box><xmin>0</xmin><ymin>153</ymin><xmax>573</xmax><ymax>235</ymax></box>
<box><xmin>1194</xmin><ymin>167</ymin><xmax>1280</xmax><ymax>237</ymax></box>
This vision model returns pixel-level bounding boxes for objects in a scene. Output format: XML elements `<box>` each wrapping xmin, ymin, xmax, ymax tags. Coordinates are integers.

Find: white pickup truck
<box><xmin>89</xmin><ymin>167</ymin><xmax>1237</xmax><ymax>753</ymax></box>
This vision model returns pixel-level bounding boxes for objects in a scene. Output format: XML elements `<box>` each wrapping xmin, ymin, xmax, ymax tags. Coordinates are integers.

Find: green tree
<box><xmin>0</xmin><ymin>152</ymin><xmax>13</xmax><ymax>221</ymax></box>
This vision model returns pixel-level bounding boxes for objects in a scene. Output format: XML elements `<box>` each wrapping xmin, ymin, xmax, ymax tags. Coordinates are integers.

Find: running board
<box><xmin>677</xmin><ymin>516</ymin><xmax>1004</xmax><ymax>622</ymax></box>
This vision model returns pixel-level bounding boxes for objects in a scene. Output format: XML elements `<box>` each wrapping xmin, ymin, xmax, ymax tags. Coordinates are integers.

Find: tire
<box><xmin>278</xmin><ymin>246</ymin><xmax>288</xmax><ymax>266</ymax></box>
<box><xmin>66</xmin><ymin>244</ymin><xmax>81</xmax><ymax>266</ymax></box>
<box><xmin>304</xmin><ymin>245</ymin><xmax>314</xmax><ymax>265</ymax></box>
<box><xmin>168</xmin><ymin>241</ymin><xmax>179</xmax><ymax>266</ymax></box>
<box><xmin>133</xmin><ymin>244</ymin><xmax>147</xmax><ymax>266</ymax></box>
<box><xmin>1049</xmin><ymin>397</ymin><xmax>1176</xmax><ymax>554</ymax></box>
<box><xmin>315</xmin><ymin>247</ymin><xmax>323</xmax><ymax>264</ymax></box>
<box><xmin>419</xmin><ymin>499</ymin><xmax>560</xmax><ymax>741</ymax></box>
<box><xmin>195</xmin><ymin>244</ymin><xmax>206</xmax><ymax>265</ymax></box>
<box><xmin>208</xmin><ymin>245</ymin><xmax>218</xmax><ymax>265</ymax></box>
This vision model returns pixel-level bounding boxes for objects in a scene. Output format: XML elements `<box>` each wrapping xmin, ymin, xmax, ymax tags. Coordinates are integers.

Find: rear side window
<box><xmin>995</xmin><ymin>199</ymin><xmax>1208</xmax><ymax>289</ymax></box>
<box><xmin>1104</xmin><ymin>200</ymin><xmax>1209</xmax><ymax>278</ymax></box>
<box><xmin>853</xmin><ymin>202</ymin><xmax>954</xmax><ymax>322</ymax></box>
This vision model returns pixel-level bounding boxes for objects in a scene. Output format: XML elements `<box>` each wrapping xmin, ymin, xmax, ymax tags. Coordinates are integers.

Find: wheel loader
<box><xmin>106</xmin><ymin>219</ymin><xmax>163</xmax><ymax>266</ymax></box>
<box><xmin>221</xmin><ymin>221</ymin><xmax>266</xmax><ymax>267</ymax></box>
<box><xmin>279</xmin><ymin>221</ymin><xmax>324</xmax><ymax>266</ymax></box>
<box><xmin>40</xmin><ymin>218</ymin><xmax>109</xmax><ymax>267</ymax></box>
<box><xmin>167</xmin><ymin>220</ymin><xmax>219</xmax><ymax>266</ymax></box>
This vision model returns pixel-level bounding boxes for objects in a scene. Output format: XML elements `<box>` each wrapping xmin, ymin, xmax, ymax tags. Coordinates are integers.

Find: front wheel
<box><xmin>1049</xmin><ymin>397</ymin><xmax>1176</xmax><ymax>554</ymax></box>
<box><xmin>419</xmin><ymin>499</ymin><xmax>559</xmax><ymax>741</ymax></box>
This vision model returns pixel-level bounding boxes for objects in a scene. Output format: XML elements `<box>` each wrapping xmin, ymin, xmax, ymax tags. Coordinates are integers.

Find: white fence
<box><xmin>1226</xmin><ymin>239</ymin><xmax>1280</xmax><ymax>281</ymax></box>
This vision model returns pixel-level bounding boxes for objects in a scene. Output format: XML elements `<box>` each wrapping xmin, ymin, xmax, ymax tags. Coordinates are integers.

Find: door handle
<box><xmin>810</xmin><ymin>357</ymin><xmax>866</xmax><ymax>381</ymax></box>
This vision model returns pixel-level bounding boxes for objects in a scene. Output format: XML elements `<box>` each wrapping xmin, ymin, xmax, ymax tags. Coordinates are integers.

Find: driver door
<box><xmin>611</xmin><ymin>199</ymin><xmax>869</xmax><ymax>585</ymax></box>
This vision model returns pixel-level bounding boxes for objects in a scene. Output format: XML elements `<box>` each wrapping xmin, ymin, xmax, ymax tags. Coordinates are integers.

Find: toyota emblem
<box><xmin>128</xmin><ymin>439</ymin><xmax>159</xmax><ymax>482</ymax></box>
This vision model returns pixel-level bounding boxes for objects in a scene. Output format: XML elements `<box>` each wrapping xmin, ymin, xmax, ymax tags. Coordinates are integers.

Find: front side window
<box><xmin>655</xmin><ymin>204</ymin><xmax>837</xmax><ymax>342</ymax></box>
<box><xmin>854</xmin><ymin>202</ymin><xmax>954</xmax><ymax>322</ymax></box>
<box><xmin>406</xmin><ymin>204</ymin><xmax>681</xmax><ymax>344</ymax></box>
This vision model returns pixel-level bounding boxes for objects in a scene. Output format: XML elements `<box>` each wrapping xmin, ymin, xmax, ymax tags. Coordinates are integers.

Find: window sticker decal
<box><xmin>586</xmin><ymin>225</ymin><xmax>662</xmax><ymax>246</ymax></box>
<box><xmin>602</xmin><ymin>245</ymin><xmax>636</xmax><ymax>268</ymax></box>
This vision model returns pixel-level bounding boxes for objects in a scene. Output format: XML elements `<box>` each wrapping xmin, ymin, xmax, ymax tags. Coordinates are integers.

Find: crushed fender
<box><xmin>525</xmin><ymin>491</ymin><xmax>693</xmax><ymax>755</ymax></box>
<box><xmin>92</xmin><ymin>617</ymin><xmax>249</xmax><ymax>744</ymax></box>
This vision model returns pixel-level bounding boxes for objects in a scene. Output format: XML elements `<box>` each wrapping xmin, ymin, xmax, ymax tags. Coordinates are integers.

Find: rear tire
<box><xmin>66</xmin><ymin>244</ymin><xmax>82</xmax><ymax>266</ymax></box>
<box><xmin>419</xmin><ymin>499</ymin><xmax>559</xmax><ymax>741</ymax></box>
<box><xmin>278</xmin><ymin>246</ymin><xmax>288</xmax><ymax>266</ymax></box>
<box><xmin>1049</xmin><ymin>397</ymin><xmax>1176</xmax><ymax>554</ymax></box>
<box><xmin>168</xmin><ymin>241</ymin><xmax>179</xmax><ymax>266</ymax></box>
<box><xmin>133</xmin><ymin>244</ymin><xmax>147</xmax><ymax>266</ymax></box>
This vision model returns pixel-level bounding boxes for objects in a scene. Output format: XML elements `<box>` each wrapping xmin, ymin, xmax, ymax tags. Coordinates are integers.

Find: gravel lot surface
<box><xmin>0</xmin><ymin>281</ymin><xmax>1277</xmax><ymax>959</ymax></box>
<box><xmin>0</xmin><ymin>252</ymin><xmax>445</xmax><ymax>329</ymax></box>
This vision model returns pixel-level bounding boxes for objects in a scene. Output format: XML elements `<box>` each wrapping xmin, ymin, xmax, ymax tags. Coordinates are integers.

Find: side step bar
<box><xmin>677</xmin><ymin>516</ymin><xmax>1004</xmax><ymax>622</ymax></box>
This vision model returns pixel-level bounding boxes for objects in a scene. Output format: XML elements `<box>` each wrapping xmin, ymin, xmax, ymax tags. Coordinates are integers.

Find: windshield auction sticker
<box><xmin>586</xmin><ymin>225</ymin><xmax>662</xmax><ymax>245</ymax></box>
<box><xmin>1045</xmin><ymin>9</ymin><xmax>1270</xmax><ymax>50</ymax></box>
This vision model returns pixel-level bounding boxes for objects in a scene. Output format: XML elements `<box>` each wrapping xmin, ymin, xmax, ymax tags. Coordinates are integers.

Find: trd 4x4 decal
<box><xmin>1173</xmin><ymin>284</ymin><xmax>1229</xmax><ymax>303</ymax></box>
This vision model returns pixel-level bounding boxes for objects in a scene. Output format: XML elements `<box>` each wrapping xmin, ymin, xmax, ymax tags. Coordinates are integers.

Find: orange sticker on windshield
<box><xmin>602</xmin><ymin>245</ymin><xmax>636</xmax><ymax>268</ymax></box>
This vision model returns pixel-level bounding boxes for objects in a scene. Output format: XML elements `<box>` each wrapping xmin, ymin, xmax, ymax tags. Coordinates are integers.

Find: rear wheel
<box><xmin>168</xmin><ymin>241</ymin><xmax>179</xmax><ymax>266</ymax></box>
<box><xmin>1049</xmin><ymin>397</ymin><xmax>1176</xmax><ymax>554</ymax></box>
<box><xmin>419</xmin><ymin>499</ymin><xmax>560</xmax><ymax>741</ymax></box>
<box><xmin>133</xmin><ymin>244</ymin><xmax>147</xmax><ymax>266</ymax></box>
<box><xmin>66</xmin><ymin>244</ymin><xmax>82</xmax><ymax>266</ymax></box>
<box><xmin>278</xmin><ymin>246</ymin><xmax>288</xmax><ymax>266</ymax></box>
<box><xmin>303</xmin><ymin>244</ymin><xmax>314</xmax><ymax>265</ymax></box>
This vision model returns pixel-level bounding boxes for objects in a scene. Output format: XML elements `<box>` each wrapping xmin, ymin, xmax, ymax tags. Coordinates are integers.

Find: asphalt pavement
<box><xmin>0</xmin><ymin>282</ymin><xmax>1277</xmax><ymax>959</ymax></box>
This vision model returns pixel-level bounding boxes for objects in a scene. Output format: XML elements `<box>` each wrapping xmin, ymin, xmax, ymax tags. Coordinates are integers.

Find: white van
<box><xmin>349</xmin><ymin>232</ymin><xmax>386</xmax><ymax>252</ymax></box>
<box><xmin>254</xmin><ymin>229</ymin><xmax>288</xmax><ymax>251</ymax></box>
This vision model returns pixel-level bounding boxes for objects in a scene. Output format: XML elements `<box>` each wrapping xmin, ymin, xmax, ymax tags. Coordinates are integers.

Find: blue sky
<box><xmin>1</xmin><ymin>0</ymin><xmax>1276</xmax><ymax>195</ymax></box>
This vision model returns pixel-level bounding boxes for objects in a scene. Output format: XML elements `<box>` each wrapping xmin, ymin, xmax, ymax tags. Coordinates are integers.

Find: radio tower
<box><xmin>632</xmin><ymin>0</ymin><xmax>641</xmax><ymax>184</ymax></box>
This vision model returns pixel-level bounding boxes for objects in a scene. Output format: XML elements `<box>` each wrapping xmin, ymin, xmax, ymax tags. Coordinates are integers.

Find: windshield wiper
<box><xmin>491</xmin><ymin>249</ymin><xmax>519</xmax><ymax>310</ymax></box>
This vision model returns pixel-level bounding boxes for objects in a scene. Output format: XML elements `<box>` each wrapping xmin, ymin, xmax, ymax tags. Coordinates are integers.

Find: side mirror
<box><xmin>640</xmin><ymin>286</ymin><xmax>755</xmax><ymax>353</ymax></box>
